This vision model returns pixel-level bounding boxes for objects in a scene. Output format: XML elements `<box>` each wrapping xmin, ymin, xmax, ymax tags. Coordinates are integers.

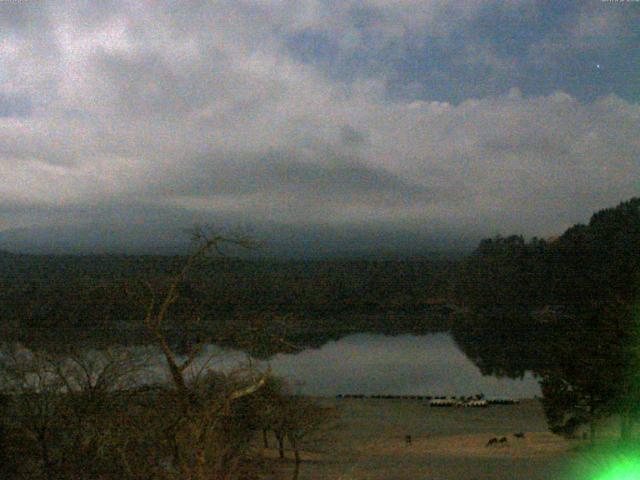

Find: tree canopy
<box><xmin>456</xmin><ymin>197</ymin><xmax>640</xmax><ymax>440</ymax></box>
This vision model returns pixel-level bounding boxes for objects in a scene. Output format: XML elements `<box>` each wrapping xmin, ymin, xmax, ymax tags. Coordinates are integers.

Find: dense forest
<box><xmin>0</xmin><ymin>251</ymin><xmax>456</xmax><ymax>352</ymax></box>
<box><xmin>454</xmin><ymin>197</ymin><xmax>640</xmax><ymax>440</ymax></box>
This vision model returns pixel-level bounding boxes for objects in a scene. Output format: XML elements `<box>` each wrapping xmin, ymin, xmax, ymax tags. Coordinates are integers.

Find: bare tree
<box><xmin>0</xmin><ymin>390</ymin><xmax>16</xmax><ymax>478</ymax></box>
<box><xmin>49</xmin><ymin>347</ymin><xmax>151</xmax><ymax>478</ymax></box>
<box><xmin>0</xmin><ymin>344</ymin><xmax>154</xmax><ymax>479</ymax></box>
<box><xmin>0</xmin><ymin>227</ymin><xmax>334</xmax><ymax>480</ymax></box>
<box><xmin>0</xmin><ymin>345</ymin><xmax>66</xmax><ymax>480</ymax></box>
<box><xmin>132</xmin><ymin>228</ymin><xmax>271</xmax><ymax>480</ymax></box>
<box><xmin>251</xmin><ymin>376</ymin><xmax>336</xmax><ymax>480</ymax></box>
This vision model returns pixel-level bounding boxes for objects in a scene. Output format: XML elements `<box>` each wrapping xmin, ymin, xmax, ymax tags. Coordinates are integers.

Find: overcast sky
<box><xmin>0</xmin><ymin>0</ymin><xmax>639</xmax><ymax>255</ymax></box>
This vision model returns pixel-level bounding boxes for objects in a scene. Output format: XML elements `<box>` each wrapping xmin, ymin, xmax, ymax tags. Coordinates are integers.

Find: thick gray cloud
<box><xmin>0</xmin><ymin>1</ymin><xmax>638</xmax><ymax>254</ymax></box>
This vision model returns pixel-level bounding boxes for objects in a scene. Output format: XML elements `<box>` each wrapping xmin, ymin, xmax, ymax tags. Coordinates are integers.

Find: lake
<box><xmin>188</xmin><ymin>332</ymin><xmax>541</xmax><ymax>398</ymax></box>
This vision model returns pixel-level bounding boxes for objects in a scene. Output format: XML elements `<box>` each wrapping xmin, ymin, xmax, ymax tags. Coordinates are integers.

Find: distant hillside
<box><xmin>0</xmin><ymin>251</ymin><xmax>457</xmax><ymax>349</ymax></box>
<box><xmin>0</xmin><ymin>220</ymin><xmax>472</xmax><ymax>259</ymax></box>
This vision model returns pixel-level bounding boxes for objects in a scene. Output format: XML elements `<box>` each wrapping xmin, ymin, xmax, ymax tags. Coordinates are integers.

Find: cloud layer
<box><xmin>0</xmin><ymin>1</ymin><xmax>639</xmax><ymax>253</ymax></box>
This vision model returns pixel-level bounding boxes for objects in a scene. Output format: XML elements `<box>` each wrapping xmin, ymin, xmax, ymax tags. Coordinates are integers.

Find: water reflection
<box><xmin>3</xmin><ymin>333</ymin><xmax>541</xmax><ymax>398</ymax></box>
<box><xmin>195</xmin><ymin>333</ymin><xmax>541</xmax><ymax>398</ymax></box>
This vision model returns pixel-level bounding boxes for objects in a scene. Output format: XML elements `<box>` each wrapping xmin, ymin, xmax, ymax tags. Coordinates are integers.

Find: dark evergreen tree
<box><xmin>538</xmin><ymin>198</ymin><xmax>640</xmax><ymax>440</ymax></box>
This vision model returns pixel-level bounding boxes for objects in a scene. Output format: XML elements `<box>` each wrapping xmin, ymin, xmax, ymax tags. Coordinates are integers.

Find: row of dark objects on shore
<box><xmin>336</xmin><ymin>394</ymin><xmax>519</xmax><ymax>406</ymax></box>
<box><xmin>337</xmin><ymin>394</ymin><xmax>484</xmax><ymax>400</ymax></box>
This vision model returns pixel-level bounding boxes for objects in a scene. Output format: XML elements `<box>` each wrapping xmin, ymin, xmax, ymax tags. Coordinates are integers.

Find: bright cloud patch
<box><xmin>0</xmin><ymin>1</ymin><xmax>638</xmax><ymax>252</ymax></box>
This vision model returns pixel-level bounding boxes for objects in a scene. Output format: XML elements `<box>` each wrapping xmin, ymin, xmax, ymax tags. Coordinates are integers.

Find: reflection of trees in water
<box><xmin>19</xmin><ymin>307</ymin><xmax>549</xmax><ymax>383</ymax></box>
<box><xmin>17</xmin><ymin>311</ymin><xmax>453</xmax><ymax>361</ymax></box>
<box><xmin>217</xmin><ymin>312</ymin><xmax>453</xmax><ymax>360</ymax></box>
<box><xmin>451</xmin><ymin>312</ymin><xmax>552</xmax><ymax>380</ymax></box>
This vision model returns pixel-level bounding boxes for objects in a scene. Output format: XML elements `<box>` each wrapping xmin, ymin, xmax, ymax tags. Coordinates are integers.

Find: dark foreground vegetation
<box><xmin>1</xmin><ymin>198</ymin><xmax>640</xmax><ymax>478</ymax></box>
<box><xmin>1</xmin><ymin>233</ymin><xmax>336</xmax><ymax>480</ymax></box>
<box><xmin>0</xmin><ymin>346</ymin><xmax>333</xmax><ymax>480</ymax></box>
<box><xmin>455</xmin><ymin>197</ymin><xmax>640</xmax><ymax>443</ymax></box>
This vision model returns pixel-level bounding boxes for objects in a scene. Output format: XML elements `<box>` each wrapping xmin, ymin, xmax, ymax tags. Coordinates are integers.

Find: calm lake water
<box><xmin>189</xmin><ymin>333</ymin><xmax>541</xmax><ymax>398</ymax></box>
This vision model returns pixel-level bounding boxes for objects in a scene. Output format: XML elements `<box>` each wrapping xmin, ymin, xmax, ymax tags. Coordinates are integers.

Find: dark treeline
<box><xmin>0</xmin><ymin>252</ymin><xmax>455</xmax><ymax>351</ymax></box>
<box><xmin>451</xmin><ymin>235</ymin><xmax>555</xmax><ymax>378</ymax></box>
<box><xmin>456</xmin><ymin>196</ymin><xmax>639</xmax><ymax>317</ymax></box>
<box><xmin>454</xmin><ymin>197</ymin><xmax>640</xmax><ymax>441</ymax></box>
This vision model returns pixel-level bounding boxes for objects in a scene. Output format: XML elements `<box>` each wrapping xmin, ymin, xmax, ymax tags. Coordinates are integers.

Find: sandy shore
<box><xmin>261</xmin><ymin>398</ymin><xmax>585</xmax><ymax>480</ymax></box>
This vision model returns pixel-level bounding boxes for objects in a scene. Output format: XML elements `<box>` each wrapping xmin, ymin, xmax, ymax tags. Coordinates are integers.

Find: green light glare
<box><xmin>559</xmin><ymin>445</ymin><xmax>640</xmax><ymax>480</ymax></box>
<box><xmin>592</xmin><ymin>457</ymin><xmax>640</xmax><ymax>480</ymax></box>
<box><xmin>576</xmin><ymin>449</ymin><xmax>640</xmax><ymax>480</ymax></box>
